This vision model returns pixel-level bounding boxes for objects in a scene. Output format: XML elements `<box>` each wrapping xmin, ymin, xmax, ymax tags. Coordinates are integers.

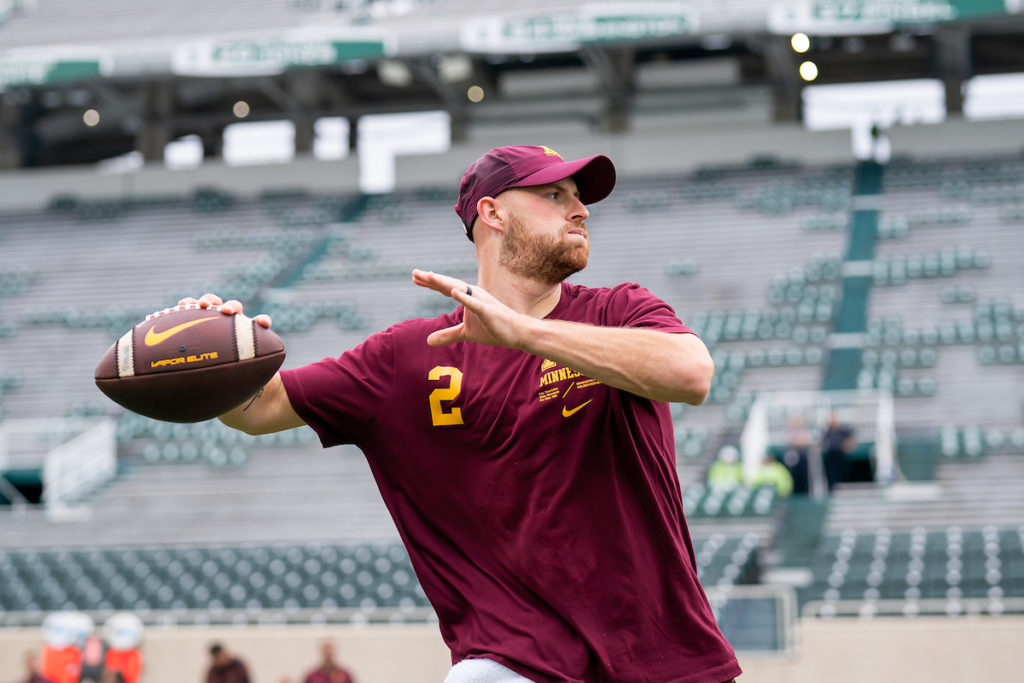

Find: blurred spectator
<box><xmin>822</xmin><ymin>413</ymin><xmax>855</xmax><ymax>492</ymax></box>
<box><xmin>303</xmin><ymin>640</ymin><xmax>355</xmax><ymax>683</ymax></box>
<box><xmin>98</xmin><ymin>670</ymin><xmax>125</xmax><ymax>683</ymax></box>
<box><xmin>103</xmin><ymin>646</ymin><xmax>141</xmax><ymax>683</ymax></box>
<box><xmin>707</xmin><ymin>445</ymin><xmax>743</xmax><ymax>491</ymax></box>
<box><xmin>40</xmin><ymin>643</ymin><xmax>80</xmax><ymax>683</ymax></box>
<box><xmin>206</xmin><ymin>643</ymin><xmax>251</xmax><ymax>683</ymax></box>
<box><xmin>747</xmin><ymin>452</ymin><xmax>794</xmax><ymax>498</ymax></box>
<box><xmin>20</xmin><ymin>650</ymin><xmax>54</xmax><ymax>683</ymax></box>
<box><xmin>102</xmin><ymin>611</ymin><xmax>144</xmax><ymax>683</ymax></box>
<box><xmin>781</xmin><ymin>415</ymin><xmax>812</xmax><ymax>495</ymax></box>
<box><xmin>79</xmin><ymin>631</ymin><xmax>107</xmax><ymax>683</ymax></box>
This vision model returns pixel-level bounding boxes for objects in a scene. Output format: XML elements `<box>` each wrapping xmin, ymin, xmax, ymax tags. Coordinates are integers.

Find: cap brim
<box><xmin>511</xmin><ymin>154</ymin><xmax>616</xmax><ymax>205</ymax></box>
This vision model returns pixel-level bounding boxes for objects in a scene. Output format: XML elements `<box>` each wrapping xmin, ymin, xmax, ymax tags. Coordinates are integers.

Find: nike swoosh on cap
<box><xmin>143</xmin><ymin>316</ymin><xmax>217</xmax><ymax>347</ymax></box>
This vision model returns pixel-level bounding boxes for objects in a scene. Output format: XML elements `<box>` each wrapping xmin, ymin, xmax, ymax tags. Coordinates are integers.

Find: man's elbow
<box><xmin>675</xmin><ymin>353</ymin><xmax>714</xmax><ymax>405</ymax></box>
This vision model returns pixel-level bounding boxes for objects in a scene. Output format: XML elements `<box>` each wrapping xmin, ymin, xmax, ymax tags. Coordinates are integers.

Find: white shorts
<box><xmin>444</xmin><ymin>658</ymin><xmax>535</xmax><ymax>683</ymax></box>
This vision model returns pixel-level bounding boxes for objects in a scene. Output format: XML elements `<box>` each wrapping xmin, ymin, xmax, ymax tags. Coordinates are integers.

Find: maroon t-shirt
<box><xmin>281</xmin><ymin>282</ymin><xmax>741</xmax><ymax>683</ymax></box>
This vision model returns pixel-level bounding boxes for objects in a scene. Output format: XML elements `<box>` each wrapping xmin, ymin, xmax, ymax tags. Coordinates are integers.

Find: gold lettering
<box><xmin>539</xmin><ymin>366</ymin><xmax>588</xmax><ymax>388</ymax></box>
<box><xmin>151</xmin><ymin>351</ymin><xmax>219</xmax><ymax>368</ymax></box>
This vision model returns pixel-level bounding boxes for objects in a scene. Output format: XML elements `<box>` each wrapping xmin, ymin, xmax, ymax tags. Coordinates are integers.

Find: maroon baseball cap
<box><xmin>455</xmin><ymin>145</ymin><xmax>616</xmax><ymax>241</ymax></box>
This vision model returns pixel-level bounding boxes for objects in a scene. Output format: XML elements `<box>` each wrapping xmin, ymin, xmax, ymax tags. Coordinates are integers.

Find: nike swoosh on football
<box><xmin>143</xmin><ymin>316</ymin><xmax>218</xmax><ymax>346</ymax></box>
<box><xmin>561</xmin><ymin>400</ymin><xmax>592</xmax><ymax>418</ymax></box>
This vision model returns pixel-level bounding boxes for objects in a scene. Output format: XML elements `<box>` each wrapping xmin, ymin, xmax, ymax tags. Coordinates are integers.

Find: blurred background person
<box><xmin>302</xmin><ymin>640</ymin><xmax>355</xmax><ymax>683</ymax></box>
<box><xmin>78</xmin><ymin>628</ymin><xmax>107</xmax><ymax>683</ymax></box>
<box><xmin>782</xmin><ymin>414</ymin><xmax>812</xmax><ymax>495</ymax></box>
<box><xmin>748</xmin><ymin>451</ymin><xmax>794</xmax><ymax>498</ymax></box>
<box><xmin>707</xmin><ymin>444</ymin><xmax>744</xmax><ymax>491</ymax></box>
<box><xmin>19</xmin><ymin>649</ymin><xmax>54</xmax><ymax>683</ymax></box>
<box><xmin>102</xmin><ymin>612</ymin><xmax>144</xmax><ymax>683</ymax></box>
<box><xmin>205</xmin><ymin>643</ymin><xmax>250</xmax><ymax>683</ymax></box>
<box><xmin>40</xmin><ymin>612</ymin><xmax>87</xmax><ymax>683</ymax></box>
<box><xmin>822</xmin><ymin>412</ymin><xmax>856</xmax><ymax>492</ymax></box>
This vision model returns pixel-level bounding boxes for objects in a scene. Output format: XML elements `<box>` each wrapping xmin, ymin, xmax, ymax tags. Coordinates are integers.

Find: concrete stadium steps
<box><xmin>2</xmin><ymin>205</ymin><xmax>273</xmax><ymax>313</ymax></box>
<box><xmin>825</xmin><ymin>455</ymin><xmax>1024</xmax><ymax>531</ymax></box>
<box><xmin>0</xmin><ymin>447</ymin><xmax>399</xmax><ymax>548</ymax></box>
<box><xmin>865</xmin><ymin>162</ymin><xmax>1024</xmax><ymax>427</ymax></box>
<box><xmin>579</xmin><ymin>172</ymin><xmax>849</xmax><ymax>317</ymax></box>
<box><xmin>0</xmin><ymin>199</ymin><xmax>318</xmax><ymax>418</ymax></box>
<box><xmin>891</xmin><ymin>348</ymin><xmax>1024</xmax><ymax>428</ymax></box>
<box><xmin>0</xmin><ymin>327</ymin><xmax>114</xmax><ymax>418</ymax></box>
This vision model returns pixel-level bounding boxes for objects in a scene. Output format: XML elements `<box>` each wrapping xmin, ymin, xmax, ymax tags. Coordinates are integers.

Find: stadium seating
<box><xmin>801</xmin><ymin>524</ymin><xmax>1024</xmax><ymax>618</ymax></box>
<box><xmin>0</xmin><ymin>541</ymin><xmax>430</xmax><ymax>626</ymax></box>
<box><xmin>866</xmin><ymin>153</ymin><xmax>1024</xmax><ymax>427</ymax></box>
<box><xmin>0</xmin><ymin>530</ymin><xmax>761</xmax><ymax>626</ymax></box>
<box><xmin>683</xmin><ymin>483</ymin><xmax>781</xmax><ymax>520</ymax></box>
<box><xmin>2</xmin><ymin>152</ymin><xmax>1023</xmax><ymax>628</ymax></box>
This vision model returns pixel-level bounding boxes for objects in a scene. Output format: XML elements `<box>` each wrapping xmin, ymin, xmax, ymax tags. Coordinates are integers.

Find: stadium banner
<box><xmin>171</xmin><ymin>28</ymin><xmax>393</xmax><ymax>77</ymax></box>
<box><xmin>460</xmin><ymin>2</ymin><xmax>699</xmax><ymax>54</ymax></box>
<box><xmin>0</xmin><ymin>47</ymin><xmax>113</xmax><ymax>91</ymax></box>
<box><xmin>769</xmin><ymin>0</ymin><xmax>1011</xmax><ymax>35</ymax></box>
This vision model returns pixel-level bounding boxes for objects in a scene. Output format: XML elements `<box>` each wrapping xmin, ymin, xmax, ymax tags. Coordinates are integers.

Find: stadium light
<box><xmin>233</xmin><ymin>101</ymin><xmax>251</xmax><ymax>119</ymax></box>
<box><xmin>83</xmin><ymin>109</ymin><xmax>100</xmax><ymax>127</ymax></box>
<box><xmin>438</xmin><ymin>54</ymin><xmax>473</xmax><ymax>83</ymax></box>
<box><xmin>799</xmin><ymin>61</ymin><xmax>819</xmax><ymax>82</ymax></box>
<box><xmin>378</xmin><ymin>60</ymin><xmax>413</xmax><ymax>87</ymax></box>
<box><xmin>466</xmin><ymin>85</ymin><xmax>485</xmax><ymax>103</ymax></box>
<box><xmin>791</xmin><ymin>33</ymin><xmax>811</xmax><ymax>54</ymax></box>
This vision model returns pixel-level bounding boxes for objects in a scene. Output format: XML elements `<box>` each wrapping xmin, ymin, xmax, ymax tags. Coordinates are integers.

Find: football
<box><xmin>95</xmin><ymin>304</ymin><xmax>285</xmax><ymax>423</ymax></box>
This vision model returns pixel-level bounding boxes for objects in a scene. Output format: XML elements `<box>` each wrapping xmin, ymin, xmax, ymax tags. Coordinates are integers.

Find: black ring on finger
<box><xmin>466</xmin><ymin>286</ymin><xmax>473</xmax><ymax>297</ymax></box>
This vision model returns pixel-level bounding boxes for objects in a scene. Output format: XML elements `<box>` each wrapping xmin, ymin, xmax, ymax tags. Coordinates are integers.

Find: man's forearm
<box><xmin>519</xmin><ymin>319</ymin><xmax>714</xmax><ymax>404</ymax></box>
<box><xmin>218</xmin><ymin>372</ymin><xmax>306</xmax><ymax>435</ymax></box>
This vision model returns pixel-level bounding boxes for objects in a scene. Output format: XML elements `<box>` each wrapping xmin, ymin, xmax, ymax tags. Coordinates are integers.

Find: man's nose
<box><xmin>570</xmin><ymin>196</ymin><xmax>589</xmax><ymax>221</ymax></box>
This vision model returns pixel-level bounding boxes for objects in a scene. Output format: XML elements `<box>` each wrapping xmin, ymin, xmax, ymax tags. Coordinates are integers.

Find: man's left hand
<box><xmin>412</xmin><ymin>269</ymin><xmax>530</xmax><ymax>350</ymax></box>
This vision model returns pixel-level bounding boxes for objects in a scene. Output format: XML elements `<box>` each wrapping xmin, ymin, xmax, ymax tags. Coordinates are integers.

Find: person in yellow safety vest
<box><xmin>707</xmin><ymin>445</ymin><xmax>744</xmax><ymax>491</ymax></box>
<box><xmin>748</xmin><ymin>451</ymin><xmax>794</xmax><ymax>497</ymax></box>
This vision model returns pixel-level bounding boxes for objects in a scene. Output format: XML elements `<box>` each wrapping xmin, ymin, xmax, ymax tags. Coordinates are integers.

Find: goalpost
<box><xmin>740</xmin><ymin>389</ymin><xmax>896</xmax><ymax>495</ymax></box>
<box><xmin>0</xmin><ymin>417</ymin><xmax>117</xmax><ymax>511</ymax></box>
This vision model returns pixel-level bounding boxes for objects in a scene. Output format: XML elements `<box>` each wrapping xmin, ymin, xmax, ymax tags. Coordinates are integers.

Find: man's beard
<box><xmin>499</xmin><ymin>214</ymin><xmax>588</xmax><ymax>285</ymax></box>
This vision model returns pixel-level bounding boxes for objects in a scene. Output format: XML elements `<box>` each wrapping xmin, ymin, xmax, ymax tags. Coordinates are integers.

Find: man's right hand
<box><xmin>177</xmin><ymin>294</ymin><xmax>303</xmax><ymax>435</ymax></box>
<box><xmin>177</xmin><ymin>293</ymin><xmax>272</xmax><ymax>329</ymax></box>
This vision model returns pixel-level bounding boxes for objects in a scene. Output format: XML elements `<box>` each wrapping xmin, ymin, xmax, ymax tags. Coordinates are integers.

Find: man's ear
<box><xmin>475</xmin><ymin>196</ymin><xmax>507</xmax><ymax>233</ymax></box>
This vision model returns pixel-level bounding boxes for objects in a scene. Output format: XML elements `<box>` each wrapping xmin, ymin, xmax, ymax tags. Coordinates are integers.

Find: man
<box><xmin>747</xmin><ymin>452</ymin><xmax>794</xmax><ymax>498</ymax></box>
<box><xmin>822</xmin><ymin>412</ymin><xmax>855</xmax><ymax>492</ymax></box>
<box><xmin>302</xmin><ymin>640</ymin><xmax>355</xmax><ymax>683</ymax></box>
<box><xmin>205</xmin><ymin>643</ymin><xmax>250</xmax><ymax>683</ymax></box>
<box><xmin>781</xmin><ymin>415</ymin><xmax>811</xmax><ymax>495</ymax></box>
<box><xmin>190</xmin><ymin>145</ymin><xmax>740</xmax><ymax>682</ymax></box>
<box><xmin>707</xmin><ymin>445</ymin><xmax>743</xmax><ymax>491</ymax></box>
<box><xmin>20</xmin><ymin>650</ymin><xmax>54</xmax><ymax>683</ymax></box>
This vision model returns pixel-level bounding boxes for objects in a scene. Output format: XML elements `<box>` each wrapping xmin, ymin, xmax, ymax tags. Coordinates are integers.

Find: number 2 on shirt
<box><xmin>428</xmin><ymin>366</ymin><xmax>464</xmax><ymax>426</ymax></box>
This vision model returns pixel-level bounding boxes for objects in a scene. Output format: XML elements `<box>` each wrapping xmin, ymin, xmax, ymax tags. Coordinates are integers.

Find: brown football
<box><xmin>95</xmin><ymin>304</ymin><xmax>285</xmax><ymax>423</ymax></box>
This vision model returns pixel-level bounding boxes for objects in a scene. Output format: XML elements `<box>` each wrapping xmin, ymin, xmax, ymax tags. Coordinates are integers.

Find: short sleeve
<box><xmin>279</xmin><ymin>329</ymin><xmax>396</xmax><ymax>448</ymax></box>
<box><xmin>604</xmin><ymin>283</ymin><xmax>694</xmax><ymax>335</ymax></box>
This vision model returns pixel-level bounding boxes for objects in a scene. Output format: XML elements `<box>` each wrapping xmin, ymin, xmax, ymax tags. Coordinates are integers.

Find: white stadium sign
<box><xmin>171</xmin><ymin>28</ymin><xmax>392</xmax><ymax>77</ymax></box>
<box><xmin>770</xmin><ymin>0</ymin><xmax>1014</xmax><ymax>35</ymax></box>
<box><xmin>0</xmin><ymin>47</ymin><xmax>112</xmax><ymax>91</ymax></box>
<box><xmin>460</xmin><ymin>3</ymin><xmax>699</xmax><ymax>54</ymax></box>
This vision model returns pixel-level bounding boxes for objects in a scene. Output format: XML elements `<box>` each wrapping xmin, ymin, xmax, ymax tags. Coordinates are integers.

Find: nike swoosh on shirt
<box><xmin>143</xmin><ymin>316</ymin><xmax>217</xmax><ymax>346</ymax></box>
<box><xmin>562</xmin><ymin>400</ymin><xmax>592</xmax><ymax>418</ymax></box>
